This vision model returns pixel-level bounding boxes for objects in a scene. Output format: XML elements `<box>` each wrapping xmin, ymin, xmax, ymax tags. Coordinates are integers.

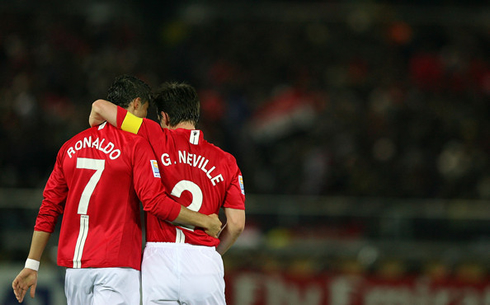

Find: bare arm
<box><xmin>216</xmin><ymin>208</ymin><xmax>245</xmax><ymax>255</ymax></box>
<box><xmin>12</xmin><ymin>230</ymin><xmax>51</xmax><ymax>303</ymax></box>
<box><xmin>174</xmin><ymin>207</ymin><xmax>222</xmax><ymax>238</ymax></box>
<box><xmin>89</xmin><ymin>99</ymin><xmax>118</xmax><ymax>127</ymax></box>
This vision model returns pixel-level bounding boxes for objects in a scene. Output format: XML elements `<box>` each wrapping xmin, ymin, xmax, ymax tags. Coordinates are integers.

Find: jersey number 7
<box><xmin>72</xmin><ymin>157</ymin><xmax>105</xmax><ymax>268</ymax></box>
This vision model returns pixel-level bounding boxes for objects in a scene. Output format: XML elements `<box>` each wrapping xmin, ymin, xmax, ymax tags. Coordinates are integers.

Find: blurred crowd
<box><xmin>0</xmin><ymin>2</ymin><xmax>489</xmax><ymax>199</ymax></box>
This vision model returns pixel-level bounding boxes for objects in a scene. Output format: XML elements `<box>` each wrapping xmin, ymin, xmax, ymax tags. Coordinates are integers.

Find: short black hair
<box><xmin>107</xmin><ymin>75</ymin><xmax>151</xmax><ymax>108</ymax></box>
<box><xmin>153</xmin><ymin>82</ymin><xmax>200</xmax><ymax>127</ymax></box>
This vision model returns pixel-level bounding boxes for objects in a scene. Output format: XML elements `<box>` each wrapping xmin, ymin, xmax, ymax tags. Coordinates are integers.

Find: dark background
<box><xmin>0</xmin><ymin>0</ymin><xmax>488</xmax><ymax>199</ymax></box>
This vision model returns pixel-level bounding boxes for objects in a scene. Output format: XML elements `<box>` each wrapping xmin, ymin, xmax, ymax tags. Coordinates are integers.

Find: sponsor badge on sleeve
<box><xmin>239</xmin><ymin>175</ymin><xmax>245</xmax><ymax>195</ymax></box>
<box><xmin>150</xmin><ymin>160</ymin><xmax>161</xmax><ymax>178</ymax></box>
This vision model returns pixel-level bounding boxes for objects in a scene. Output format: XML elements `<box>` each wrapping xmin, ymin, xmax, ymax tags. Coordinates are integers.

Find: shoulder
<box><xmin>142</xmin><ymin>118</ymin><xmax>162</xmax><ymax>131</ymax></box>
<box><xmin>60</xmin><ymin>127</ymin><xmax>95</xmax><ymax>149</ymax></box>
<box><xmin>204</xmin><ymin>138</ymin><xmax>239</xmax><ymax>167</ymax></box>
<box><xmin>97</xmin><ymin>122</ymin><xmax>142</xmax><ymax>149</ymax></box>
<box><xmin>138</xmin><ymin>118</ymin><xmax>166</xmax><ymax>140</ymax></box>
<box><xmin>132</xmin><ymin>134</ymin><xmax>151</xmax><ymax>147</ymax></box>
<box><xmin>55</xmin><ymin>127</ymin><xmax>96</xmax><ymax>160</ymax></box>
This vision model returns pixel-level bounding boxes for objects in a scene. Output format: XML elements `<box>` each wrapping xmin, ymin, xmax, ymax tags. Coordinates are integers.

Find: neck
<box><xmin>170</xmin><ymin>122</ymin><xmax>196</xmax><ymax>130</ymax></box>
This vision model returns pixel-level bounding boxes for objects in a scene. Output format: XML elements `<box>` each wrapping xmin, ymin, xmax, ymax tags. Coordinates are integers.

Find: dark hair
<box><xmin>107</xmin><ymin>75</ymin><xmax>151</xmax><ymax>108</ymax></box>
<box><xmin>153</xmin><ymin>82</ymin><xmax>200</xmax><ymax>127</ymax></box>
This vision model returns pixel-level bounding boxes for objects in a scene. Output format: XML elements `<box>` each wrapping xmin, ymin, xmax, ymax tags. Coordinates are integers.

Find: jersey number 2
<box><xmin>171</xmin><ymin>180</ymin><xmax>203</xmax><ymax>243</ymax></box>
<box><xmin>73</xmin><ymin>157</ymin><xmax>105</xmax><ymax>268</ymax></box>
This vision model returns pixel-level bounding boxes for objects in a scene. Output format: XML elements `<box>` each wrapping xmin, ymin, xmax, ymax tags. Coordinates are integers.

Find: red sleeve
<box><xmin>223</xmin><ymin>160</ymin><xmax>246</xmax><ymax>210</ymax></box>
<box><xmin>116</xmin><ymin>105</ymin><xmax>160</xmax><ymax>143</ymax></box>
<box><xmin>116</xmin><ymin>105</ymin><xmax>127</xmax><ymax>129</ymax></box>
<box><xmin>132</xmin><ymin>137</ymin><xmax>181</xmax><ymax>221</ymax></box>
<box><xmin>34</xmin><ymin>149</ymin><xmax>67</xmax><ymax>233</ymax></box>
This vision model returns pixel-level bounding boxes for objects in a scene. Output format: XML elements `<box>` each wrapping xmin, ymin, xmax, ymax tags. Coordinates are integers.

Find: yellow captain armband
<box><xmin>121</xmin><ymin>112</ymin><xmax>143</xmax><ymax>134</ymax></box>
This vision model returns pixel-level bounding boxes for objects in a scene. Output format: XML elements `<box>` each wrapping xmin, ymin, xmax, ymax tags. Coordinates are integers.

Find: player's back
<box><xmin>146</xmin><ymin>128</ymin><xmax>243</xmax><ymax>246</ymax></box>
<box><xmin>40</xmin><ymin>123</ymin><xmax>144</xmax><ymax>270</ymax></box>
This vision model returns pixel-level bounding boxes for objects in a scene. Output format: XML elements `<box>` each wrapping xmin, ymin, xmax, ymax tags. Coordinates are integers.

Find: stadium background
<box><xmin>0</xmin><ymin>0</ymin><xmax>489</xmax><ymax>304</ymax></box>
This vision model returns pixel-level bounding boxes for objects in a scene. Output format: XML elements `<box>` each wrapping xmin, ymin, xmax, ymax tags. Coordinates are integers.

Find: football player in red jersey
<box><xmin>12</xmin><ymin>76</ymin><xmax>221</xmax><ymax>305</ymax></box>
<box><xmin>89</xmin><ymin>82</ymin><xmax>246</xmax><ymax>305</ymax></box>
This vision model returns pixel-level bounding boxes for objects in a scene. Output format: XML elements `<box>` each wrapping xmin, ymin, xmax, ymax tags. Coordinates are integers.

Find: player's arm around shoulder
<box><xmin>89</xmin><ymin>99</ymin><xmax>118</xmax><ymax>127</ymax></box>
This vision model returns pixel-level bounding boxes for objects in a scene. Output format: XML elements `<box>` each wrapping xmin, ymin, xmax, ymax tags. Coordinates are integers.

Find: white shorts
<box><xmin>65</xmin><ymin>267</ymin><xmax>140</xmax><ymax>305</ymax></box>
<box><xmin>142</xmin><ymin>242</ymin><xmax>225</xmax><ymax>305</ymax></box>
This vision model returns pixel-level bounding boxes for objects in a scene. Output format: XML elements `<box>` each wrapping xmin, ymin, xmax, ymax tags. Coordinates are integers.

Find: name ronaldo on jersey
<box><xmin>66</xmin><ymin>136</ymin><xmax>122</xmax><ymax>160</ymax></box>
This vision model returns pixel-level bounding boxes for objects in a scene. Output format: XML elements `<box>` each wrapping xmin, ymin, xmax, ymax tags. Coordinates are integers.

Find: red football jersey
<box><xmin>35</xmin><ymin>122</ymin><xmax>182</xmax><ymax>270</ymax></box>
<box><xmin>117</xmin><ymin>107</ymin><xmax>246</xmax><ymax>247</ymax></box>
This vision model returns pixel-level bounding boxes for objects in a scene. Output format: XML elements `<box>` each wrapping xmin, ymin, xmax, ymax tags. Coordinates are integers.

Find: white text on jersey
<box><xmin>67</xmin><ymin>136</ymin><xmax>121</xmax><ymax>160</ymax></box>
<box><xmin>161</xmin><ymin>151</ymin><xmax>224</xmax><ymax>186</ymax></box>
